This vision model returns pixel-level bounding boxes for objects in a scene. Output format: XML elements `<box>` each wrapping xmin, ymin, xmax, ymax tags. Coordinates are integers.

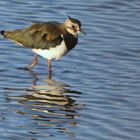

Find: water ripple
<box><xmin>0</xmin><ymin>0</ymin><xmax>140</xmax><ymax>140</ymax></box>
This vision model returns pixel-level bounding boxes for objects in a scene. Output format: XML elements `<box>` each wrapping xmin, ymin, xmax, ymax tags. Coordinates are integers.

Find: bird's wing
<box><xmin>2</xmin><ymin>22</ymin><xmax>63</xmax><ymax>50</ymax></box>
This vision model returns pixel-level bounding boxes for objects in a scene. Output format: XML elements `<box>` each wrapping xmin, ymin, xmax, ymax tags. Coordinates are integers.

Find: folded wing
<box><xmin>2</xmin><ymin>22</ymin><xmax>63</xmax><ymax>50</ymax></box>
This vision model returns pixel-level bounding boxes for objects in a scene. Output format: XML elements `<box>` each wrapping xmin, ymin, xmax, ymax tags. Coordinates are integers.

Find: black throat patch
<box><xmin>63</xmin><ymin>34</ymin><xmax>78</xmax><ymax>51</ymax></box>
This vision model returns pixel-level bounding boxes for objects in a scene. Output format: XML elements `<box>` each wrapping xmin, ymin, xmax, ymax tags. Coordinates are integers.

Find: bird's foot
<box><xmin>24</xmin><ymin>64</ymin><xmax>34</xmax><ymax>70</ymax></box>
<box><xmin>17</xmin><ymin>64</ymin><xmax>34</xmax><ymax>71</ymax></box>
<box><xmin>18</xmin><ymin>54</ymin><xmax>38</xmax><ymax>70</ymax></box>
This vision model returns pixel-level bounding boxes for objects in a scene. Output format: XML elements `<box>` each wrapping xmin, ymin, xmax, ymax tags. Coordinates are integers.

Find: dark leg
<box><xmin>26</xmin><ymin>53</ymin><xmax>38</xmax><ymax>70</ymax></box>
<box><xmin>48</xmin><ymin>60</ymin><xmax>52</xmax><ymax>79</ymax></box>
<box><xmin>48</xmin><ymin>60</ymin><xmax>52</xmax><ymax>72</ymax></box>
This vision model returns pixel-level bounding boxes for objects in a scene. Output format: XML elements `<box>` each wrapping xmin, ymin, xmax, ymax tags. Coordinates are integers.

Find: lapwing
<box><xmin>0</xmin><ymin>16</ymin><xmax>86</xmax><ymax>73</ymax></box>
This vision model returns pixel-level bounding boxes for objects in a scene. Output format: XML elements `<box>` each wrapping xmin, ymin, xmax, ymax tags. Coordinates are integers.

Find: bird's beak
<box><xmin>80</xmin><ymin>28</ymin><xmax>86</xmax><ymax>35</ymax></box>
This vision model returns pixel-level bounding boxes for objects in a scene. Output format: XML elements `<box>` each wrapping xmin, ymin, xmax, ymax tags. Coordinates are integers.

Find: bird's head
<box><xmin>65</xmin><ymin>16</ymin><xmax>86</xmax><ymax>36</ymax></box>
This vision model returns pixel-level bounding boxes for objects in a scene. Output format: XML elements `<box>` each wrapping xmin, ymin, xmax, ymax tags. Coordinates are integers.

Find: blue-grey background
<box><xmin>0</xmin><ymin>0</ymin><xmax>140</xmax><ymax>140</ymax></box>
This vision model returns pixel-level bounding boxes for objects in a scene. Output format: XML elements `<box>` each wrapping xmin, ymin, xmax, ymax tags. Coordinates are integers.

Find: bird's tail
<box><xmin>1</xmin><ymin>30</ymin><xmax>5</xmax><ymax>36</ymax></box>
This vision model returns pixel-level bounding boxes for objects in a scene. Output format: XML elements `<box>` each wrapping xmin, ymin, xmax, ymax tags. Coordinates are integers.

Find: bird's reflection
<box><xmin>4</xmin><ymin>70</ymin><xmax>82</xmax><ymax>137</ymax></box>
<box><xmin>26</xmin><ymin>70</ymin><xmax>81</xmax><ymax>108</ymax></box>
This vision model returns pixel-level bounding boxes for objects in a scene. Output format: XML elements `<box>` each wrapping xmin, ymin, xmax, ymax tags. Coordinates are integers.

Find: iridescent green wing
<box><xmin>3</xmin><ymin>22</ymin><xmax>63</xmax><ymax>50</ymax></box>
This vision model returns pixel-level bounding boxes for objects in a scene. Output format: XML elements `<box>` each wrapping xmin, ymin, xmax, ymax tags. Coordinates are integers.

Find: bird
<box><xmin>0</xmin><ymin>16</ymin><xmax>86</xmax><ymax>74</ymax></box>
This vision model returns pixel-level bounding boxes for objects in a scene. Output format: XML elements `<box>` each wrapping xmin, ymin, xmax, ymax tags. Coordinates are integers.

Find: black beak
<box><xmin>80</xmin><ymin>28</ymin><xmax>86</xmax><ymax>35</ymax></box>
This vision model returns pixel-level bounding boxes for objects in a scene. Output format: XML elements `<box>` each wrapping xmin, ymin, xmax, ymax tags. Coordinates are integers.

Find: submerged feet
<box><xmin>19</xmin><ymin>53</ymin><xmax>52</xmax><ymax>78</ymax></box>
<box><xmin>22</xmin><ymin>54</ymin><xmax>52</xmax><ymax>76</ymax></box>
<box><xmin>24</xmin><ymin>53</ymin><xmax>38</xmax><ymax>70</ymax></box>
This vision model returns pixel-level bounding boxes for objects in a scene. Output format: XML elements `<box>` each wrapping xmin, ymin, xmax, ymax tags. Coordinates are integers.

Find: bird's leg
<box><xmin>48</xmin><ymin>60</ymin><xmax>52</xmax><ymax>72</ymax></box>
<box><xmin>26</xmin><ymin>53</ymin><xmax>38</xmax><ymax>70</ymax></box>
<box><xmin>48</xmin><ymin>60</ymin><xmax>52</xmax><ymax>78</ymax></box>
<box><xmin>30</xmin><ymin>53</ymin><xmax>38</xmax><ymax>69</ymax></box>
<box><xmin>48</xmin><ymin>60</ymin><xmax>52</xmax><ymax>79</ymax></box>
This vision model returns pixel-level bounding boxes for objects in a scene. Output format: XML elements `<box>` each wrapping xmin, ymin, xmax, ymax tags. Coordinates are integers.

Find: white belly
<box><xmin>33</xmin><ymin>40</ymin><xmax>68</xmax><ymax>60</ymax></box>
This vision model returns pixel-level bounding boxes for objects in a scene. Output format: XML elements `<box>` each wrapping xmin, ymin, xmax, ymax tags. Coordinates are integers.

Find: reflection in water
<box><xmin>4</xmin><ymin>71</ymin><xmax>82</xmax><ymax>137</ymax></box>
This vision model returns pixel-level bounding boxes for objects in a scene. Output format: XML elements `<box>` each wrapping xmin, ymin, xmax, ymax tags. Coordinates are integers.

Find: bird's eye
<box><xmin>72</xmin><ymin>25</ymin><xmax>75</xmax><ymax>29</ymax></box>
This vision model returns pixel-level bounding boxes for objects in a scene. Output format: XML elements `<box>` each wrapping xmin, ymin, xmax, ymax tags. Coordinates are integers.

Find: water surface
<box><xmin>0</xmin><ymin>0</ymin><xmax>140</xmax><ymax>140</ymax></box>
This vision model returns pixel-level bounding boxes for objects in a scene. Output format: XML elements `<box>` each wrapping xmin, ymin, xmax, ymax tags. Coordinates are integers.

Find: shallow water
<box><xmin>0</xmin><ymin>0</ymin><xmax>140</xmax><ymax>140</ymax></box>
